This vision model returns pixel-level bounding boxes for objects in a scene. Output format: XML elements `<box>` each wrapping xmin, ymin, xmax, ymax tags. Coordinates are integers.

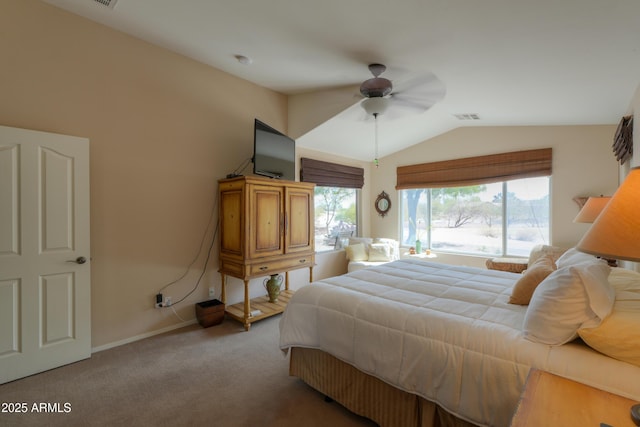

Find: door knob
<box><xmin>67</xmin><ymin>256</ymin><xmax>87</xmax><ymax>264</ymax></box>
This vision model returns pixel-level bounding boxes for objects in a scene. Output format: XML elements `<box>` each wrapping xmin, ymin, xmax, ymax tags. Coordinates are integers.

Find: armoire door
<box><xmin>248</xmin><ymin>184</ymin><xmax>284</xmax><ymax>258</ymax></box>
<box><xmin>285</xmin><ymin>187</ymin><xmax>314</xmax><ymax>254</ymax></box>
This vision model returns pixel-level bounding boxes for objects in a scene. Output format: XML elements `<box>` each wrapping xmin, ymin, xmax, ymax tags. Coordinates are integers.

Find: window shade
<box><xmin>396</xmin><ymin>148</ymin><xmax>552</xmax><ymax>190</ymax></box>
<box><xmin>300</xmin><ymin>157</ymin><xmax>364</xmax><ymax>189</ymax></box>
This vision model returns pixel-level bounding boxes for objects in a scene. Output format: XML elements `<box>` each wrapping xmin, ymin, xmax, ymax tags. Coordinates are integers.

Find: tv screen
<box><xmin>253</xmin><ymin>119</ymin><xmax>296</xmax><ymax>180</ymax></box>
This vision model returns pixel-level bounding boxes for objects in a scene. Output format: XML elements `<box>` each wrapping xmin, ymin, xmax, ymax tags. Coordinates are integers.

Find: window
<box><xmin>300</xmin><ymin>157</ymin><xmax>363</xmax><ymax>252</ymax></box>
<box><xmin>314</xmin><ymin>187</ymin><xmax>358</xmax><ymax>252</ymax></box>
<box><xmin>400</xmin><ymin>176</ymin><xmax>550</xmax><ymax>257</ymax></box>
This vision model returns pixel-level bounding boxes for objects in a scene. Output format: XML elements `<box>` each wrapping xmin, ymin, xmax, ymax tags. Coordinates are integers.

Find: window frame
<box><xmin>300</xmin><ymin>157</ymin><xmax>364</xmax><ymax>253</ymax></box>
<box><xmin>313</xmin><ymin>186</ymin><xmax>360</xmax><ymax>253</ymax></box>
<box><xmin>399</xmin><ymin>176</ymin><xmax>550</xmax><ymax>257</ymax></box>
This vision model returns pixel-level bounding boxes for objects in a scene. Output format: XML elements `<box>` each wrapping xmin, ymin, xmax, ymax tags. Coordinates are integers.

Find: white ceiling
<box><xmin>44</xmin><ymin>0</ymin><xmax>640</xmax><ymax>161</ymax></box>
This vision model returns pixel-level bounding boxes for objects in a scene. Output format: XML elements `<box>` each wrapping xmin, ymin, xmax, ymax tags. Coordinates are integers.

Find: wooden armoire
<box><xmin>218</xmin><ymin>175</ymin><xmax>315</xmax><ymax>330</ymax></box>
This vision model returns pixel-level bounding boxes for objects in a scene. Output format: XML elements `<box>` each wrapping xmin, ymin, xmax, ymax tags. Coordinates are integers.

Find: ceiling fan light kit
<box><xmin>361</xmin><ymin>97</ymin><xmax>391</xmax><ymax>116</ymax></box>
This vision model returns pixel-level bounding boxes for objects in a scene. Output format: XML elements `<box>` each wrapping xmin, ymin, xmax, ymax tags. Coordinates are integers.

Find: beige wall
<box><xmin>0</xmin><ymin>0</ymin><xmax>289</xmax><ymax>348</ymax></box>
<box><xmin>369</xmin><ymin>125</ymin><xmax>621</xmax><ymax>268</ymax></box>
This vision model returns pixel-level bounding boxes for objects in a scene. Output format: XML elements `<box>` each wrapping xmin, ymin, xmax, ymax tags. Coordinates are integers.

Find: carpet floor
<box><xmin>0</xmin><ymin>315</ymin><xmax>377</xmax><ymax>427</ymax></box>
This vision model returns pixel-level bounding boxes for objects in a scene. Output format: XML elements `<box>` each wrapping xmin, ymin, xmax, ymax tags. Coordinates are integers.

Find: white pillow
<box><xmin>374</xmin><ymin>238</ymin><xmax>399</xmax><ymax>260</ymax></box>
<box><xmin>345</xmin><ymin>243</ymin><xmax>368</xmax><ymax>261</ymax></box>
<box><xmin>349</xmin><ymin>237</ymin><xmax>373</xmax><ymax>256</ymax></box>
<box><xmin>555</xmin><ymin>247</ymin><xmax>597</xmax><ymax>269</ymax></box>
<box><xmin>349</xmin><ymin>237</ymin><xmax>373</xmax><ymax>246</ymax></box>
<box><xmin>577</xmin><ymin>268</ymin><xmax>640</xmax><ymax>367</ymax></box>
<box><xmin>368</xmin><ymin>243</ymin><xmax>392</xmax><ymax>262</ymax></box>
<box><xmin>523</xmin><ymin>260</ymin><xmax>613</xmax><ymax>345</ymax></box>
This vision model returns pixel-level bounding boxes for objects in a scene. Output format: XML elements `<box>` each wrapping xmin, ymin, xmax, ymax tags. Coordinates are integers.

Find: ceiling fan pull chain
<box><xmin>374</xmin><ymin>113</ymin><xmax>379</xmax><ymax>168</ymax></box>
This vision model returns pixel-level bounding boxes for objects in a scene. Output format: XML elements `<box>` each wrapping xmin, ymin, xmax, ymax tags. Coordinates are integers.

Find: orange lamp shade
<box><xmin>577</xmin><ymin>168</ymin><xmax>640</xmax><ymax>262</ymax></box>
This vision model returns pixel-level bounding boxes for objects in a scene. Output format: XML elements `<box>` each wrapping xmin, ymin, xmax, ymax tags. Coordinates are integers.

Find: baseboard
<box><xmin>91</xmin><ymin>318</ymin><xmax>198</xmax><ymax>353</ymax></box>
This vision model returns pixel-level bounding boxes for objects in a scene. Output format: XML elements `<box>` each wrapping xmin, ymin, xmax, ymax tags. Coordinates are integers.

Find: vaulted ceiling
<box><xmin>44</xmin><ymin>0</ymin><xmax>640</xmax><ymax>161</ymax></box>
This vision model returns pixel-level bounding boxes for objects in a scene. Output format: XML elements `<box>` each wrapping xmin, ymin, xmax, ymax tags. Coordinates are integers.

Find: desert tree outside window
<box><xmin>300</xmin><ymin>158</ymin><xmax>363</xmax><ymax>252</ymax></box>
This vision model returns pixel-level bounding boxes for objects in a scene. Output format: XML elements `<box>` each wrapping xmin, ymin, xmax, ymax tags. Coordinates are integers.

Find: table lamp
<box><xmin>577</xmin><ymin>167</ymin><xmax>640</xmax><ymax>262</ymax></box>
<box><xmin>573</xmin><ymin>196</ymin><xmax>611</xmax><ymax>223</ymax></box>
<box><xmin>576</xmin><ymin>167</ymin><xmax>640</xmax><ymax>425</ymax></box>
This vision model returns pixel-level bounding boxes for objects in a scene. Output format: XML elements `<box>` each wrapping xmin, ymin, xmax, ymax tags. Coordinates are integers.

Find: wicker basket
<box><xmin>195</xmin><ymin>299</ymin><xmax>225</xmax><ymax>328</ymax></box>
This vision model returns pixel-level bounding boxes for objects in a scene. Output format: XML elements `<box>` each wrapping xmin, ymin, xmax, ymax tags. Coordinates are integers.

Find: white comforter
<box><xmin>279</xmin><ymin>259</ymin><xmax>640</xmax><ymax>427</ymax></box>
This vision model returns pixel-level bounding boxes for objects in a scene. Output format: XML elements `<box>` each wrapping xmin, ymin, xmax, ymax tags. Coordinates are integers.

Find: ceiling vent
<box><xmin>92</xmin><ymin>0</ymin><xmax>118</xmax><ymax>9</ymax></box>
<box><xmin>454</xmin><ymin>113</ymin><xmax>480</xmax><ymax>121</ymax></box>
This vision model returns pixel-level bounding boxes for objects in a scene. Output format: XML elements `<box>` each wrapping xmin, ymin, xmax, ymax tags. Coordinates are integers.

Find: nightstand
<box><xmin>510</xmin><ymin>369</ymin><xmax>639</xmax><ymax>427</ymax></box>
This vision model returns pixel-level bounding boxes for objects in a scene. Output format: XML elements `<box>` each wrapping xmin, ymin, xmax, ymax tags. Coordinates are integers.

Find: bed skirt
<box><xmin>289</xmin><ymin>347</ymin><xmax>478</xmax><ymax>427</ymax></box>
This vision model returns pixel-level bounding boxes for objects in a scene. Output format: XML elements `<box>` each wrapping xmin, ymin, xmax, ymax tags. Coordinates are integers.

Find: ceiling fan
<box><xmin>354</xmin><ymin>63</ymin><xmax>446</xmax><ymax>166</ymax></box>
<box><xmin>357</xmin><ymin>63</ymin><xmax>446</xmax><ymax>120</ymax></box>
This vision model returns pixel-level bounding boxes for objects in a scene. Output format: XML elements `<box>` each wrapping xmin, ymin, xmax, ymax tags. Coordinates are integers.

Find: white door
<box><xmin>0</xmin><ymin>125</ymin><xmax>91</xmax><ymax>384</ymax></box>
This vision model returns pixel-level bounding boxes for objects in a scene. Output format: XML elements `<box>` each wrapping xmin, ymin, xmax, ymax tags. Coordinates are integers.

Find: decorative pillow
<box><xmin>374</xmin><ymin>238</ymin><xmax>399</xmax><ymax>260</ymax></box>
<box><xmin>349</xmin><ymin>237</ymin><xmax>373</xmax><ymax>246</ymax></box>
<box><xmin>555</xmin><ymin>247</ymin><xmax>597</xmax><ymax>269</ymax></box>
<box><xmin>509</xmin><ymin>255</ymin><xmax>556</xmax><ymax>305</ymax></box>
<box><xmin>523</xmin><ymin>260</ymin><xmax>613</xmax><ymax>345</ymax></box>
<box><xmin>368</xmin><ymin>243</ymin><xmax>392</xmax><ymax>262</ymax></box>
<box><xmin>349</xmin><ymin>237</ymin><xmax>373</xmax><ymax>256</ymax></box>
<box><xmin>578</xmin><ymin>268</ymin><xmax>640</xmax><ymax>367</ymax></box>
<box><xmin>345</xmin><ymin>243</ymin><xmax>368</xmax><ymax>261</ymax></box>
<box><xmin>527</xmin><ymin>244</ymin><xmax>566</xmax><ymax>267</ymax></box>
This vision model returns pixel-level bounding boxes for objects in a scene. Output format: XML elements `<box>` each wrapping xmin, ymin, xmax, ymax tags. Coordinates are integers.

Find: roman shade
<box><xmin>300</xmin><ymin>157</ymin><xmax>364</xmax><ymax>189</ymax></box>
<box><xmin>396</xmin><ymin>148</ymin><xmax>552</xmax><ymax>190</ymax></box>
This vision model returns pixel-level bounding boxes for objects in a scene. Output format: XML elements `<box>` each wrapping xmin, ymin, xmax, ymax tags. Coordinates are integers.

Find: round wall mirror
<box><xmin>375</xmin><ymin>191</ymin><xmax>391</xmax><ymax>217</ymax></box>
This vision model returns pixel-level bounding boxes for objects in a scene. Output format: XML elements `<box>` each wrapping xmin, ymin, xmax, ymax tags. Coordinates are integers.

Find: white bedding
<box><xmin>279</xmin><ymin>259</ymin><xmax>640</xmax><ymax>427</ymax></box>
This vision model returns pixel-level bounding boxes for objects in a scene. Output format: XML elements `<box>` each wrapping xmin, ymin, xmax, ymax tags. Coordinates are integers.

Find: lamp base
<box><xmin>598</xmin><ymin>257</ymin><xmax>618</xmax><ymax>267</ymax></box>
<box><xmin>631</xmin><ymin>404</ymin><xmax>640</xmax><ymax>426</ymax></box>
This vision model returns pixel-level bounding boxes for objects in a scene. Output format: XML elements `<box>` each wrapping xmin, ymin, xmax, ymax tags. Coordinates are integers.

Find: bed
<box><xmin>279</xmin><ymin>254</ymin><xmax>640</xmax><ymax>427</ymax></box>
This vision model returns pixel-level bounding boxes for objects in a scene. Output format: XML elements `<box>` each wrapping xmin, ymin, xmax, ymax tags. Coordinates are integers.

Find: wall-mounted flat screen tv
<box><xmin>252</xmin><ymin>119</ymin><xmax>295</xmax><ymax>180</ymax></box>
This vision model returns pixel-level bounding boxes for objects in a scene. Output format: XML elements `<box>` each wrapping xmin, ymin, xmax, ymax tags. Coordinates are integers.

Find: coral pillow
<box><xmin>509</xmin><ymin>255</ymin><xmax>556</xmax><ymax>305</ymax></box>
<box><xmin>523</xmin><ymin>260</ymin><xmax>613</xmax><ymax>345</ymax></box>
<box><xmin>345</xmin><ymin>243</ymin><xmax>368</xmax><ymax>261</ymax></box>
<box><xmin>578</xmin><ymin>268</ymin><xmax>640</xmax><ymax>367</ymax></box>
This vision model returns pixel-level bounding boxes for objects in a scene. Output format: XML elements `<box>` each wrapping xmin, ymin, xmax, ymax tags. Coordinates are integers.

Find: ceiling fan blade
<box><xmin>390</xmin><ymin>97</ymin><xmax>435</xmax><ymax>112</ymax></box>
<box><xmin>391</xmin><ymin>89</ymin><xmax>445</xmax><ymax>111</ymax></box>
<box><xmin>392</xmin><ymin>72</ymin><xmax>446</xmax><ymax>103</ymax></box>
<box><xmin>393</xmin><ymin>71</ymin><xmax>443</xmax><ymax>92</ymax></box>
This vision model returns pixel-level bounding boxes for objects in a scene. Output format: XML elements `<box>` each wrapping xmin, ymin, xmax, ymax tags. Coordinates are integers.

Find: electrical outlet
<box><xmin>209</xmin><ymin>287</ymin><xmax>215</xmax><ymax>298</ymax></box>
<box><xmin>164</xmin><ymin>296</ymin><xmax>172</xmax><ymax>307</ymax></box>
<box><xmin>155</xmin><ymin>293</ymin><xmax>163</xmax><ymax>308</ymax></box>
